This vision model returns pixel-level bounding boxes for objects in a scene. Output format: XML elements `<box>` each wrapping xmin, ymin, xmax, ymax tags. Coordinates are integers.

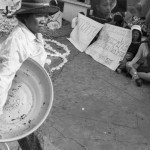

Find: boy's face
<box><xmin>97</xmin><ymin>0</ymin><xmax>111</xmax><ymax>19</ymax></box>
<box><xmin>24</xmin><ymin>13</ymin><xmax>48</xmax><ymax>34</ymax></box>
<box><xmin>132</xmin><ymin>30</ymin><xmax>140</xmax><ymax>41</ymax></box>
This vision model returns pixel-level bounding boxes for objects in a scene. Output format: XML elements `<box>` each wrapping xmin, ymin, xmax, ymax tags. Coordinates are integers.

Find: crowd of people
<box><xmin>87</xmin><ymin>0</ymin><xmax>150</xmax><ymax>87</ymax></box>
<box><xmin>116</xmin><ymin>23</ymin><xmax>150</xmax><ymax>87</ymax></box>
<box><xmin>111</xmin><ymin>1</ymin><xmax>150</xmax><ymax>87</ymax></box>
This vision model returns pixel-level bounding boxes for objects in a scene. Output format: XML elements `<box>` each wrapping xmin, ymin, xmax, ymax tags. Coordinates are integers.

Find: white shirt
<box><xmin>0</xmin><ymin>21</ymin><xmax>47</xmax><ymax>114</ymax></box>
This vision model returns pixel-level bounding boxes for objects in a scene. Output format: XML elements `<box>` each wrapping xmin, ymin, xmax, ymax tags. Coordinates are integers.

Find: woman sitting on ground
<box><xmin>126</xmin><ymin>34</ymin><xmax>150</xmax><ymax>87</ymax></box>
<box><xmin>116</xmin><ymin>25</ymin><xmax>142</xmax><ymax>73</ymax></box>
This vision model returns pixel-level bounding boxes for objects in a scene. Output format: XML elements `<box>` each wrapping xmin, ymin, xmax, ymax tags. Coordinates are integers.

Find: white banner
<box><xmin>68</xmin><ymin>13</ymin><xmax>103</xmax><ymax>52</ymax></box>
<box><xmin>86</xmin><ymin>24</ymin><xmax>132</xmax><ymax>71</ymax></box>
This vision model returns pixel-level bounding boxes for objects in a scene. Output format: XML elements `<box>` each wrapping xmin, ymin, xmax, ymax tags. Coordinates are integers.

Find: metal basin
<box><xmin>0</xmin><ymin>58</ymin><xmax>53</xmax><ymax>142</ymax></box>
<box><xmin>0</xmin><ymin>143</ymin><xmax>9</xmax><ymax>150</ymax></box>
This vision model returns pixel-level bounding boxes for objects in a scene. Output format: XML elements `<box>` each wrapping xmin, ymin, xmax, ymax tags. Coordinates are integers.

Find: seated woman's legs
<box><xmin>126</xmin><ymin>62</ymin><xmax>143</xmax><ymax>86</ymax></box>
<box><xmin>116</xmin><ymin>53</ymin><xmax>134</xmax><ymax>73</ymax></box>
<box><xmin>138</xmin><ymin>72</ymin><xmax>150</xmax><ymax>81</ymax></box>
<box><xmin>137</xmin><ymin>66</ymin><xmax>150</xmax><ymax>81</ymax></box>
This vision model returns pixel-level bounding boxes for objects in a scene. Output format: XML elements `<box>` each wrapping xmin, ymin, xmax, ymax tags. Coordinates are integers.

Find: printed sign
<box><xmin>85</xmin><ymin>24</ymin><xmax>132</xmax><ymax>71</ymax></box>
<box><xmin>68</xmin><ymin>13</ymin><xmax>103</xmax><ymax>52</ymax></box>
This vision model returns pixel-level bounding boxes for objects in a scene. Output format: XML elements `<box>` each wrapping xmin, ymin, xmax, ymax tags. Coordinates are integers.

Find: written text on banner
<box><xmin>86</xmin><ymin>24</ymin><xmax>132</xmax><ymax>71</ymax></box>
<box><xmin>68</xmin><ymin>13</ymin><xmax>103</xmax><ymax>52</ymax></box>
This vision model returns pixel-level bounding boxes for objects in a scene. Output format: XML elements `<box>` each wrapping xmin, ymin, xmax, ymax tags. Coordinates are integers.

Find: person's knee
<box><xmin>126</xmin><ymin>62</ymin><xmax>132</xmax><ymax>69</ymax></box>
<box><xmin>126</xmin><ymin>62</ymin><xmax>135</xmax><ymax>73</ymax></box>
<box><xmin>138</xmin><ymin>72</ymin><xmax>150</xmax><ymax>81</ymax></box>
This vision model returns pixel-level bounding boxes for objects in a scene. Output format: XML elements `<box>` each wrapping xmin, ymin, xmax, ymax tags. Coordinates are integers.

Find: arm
<box><xmin>126</xmin><ymin>43</ymin><xmax>145</xmax><ymax>79</ymax></box>
<box><xmin>0</xmin><ymin>35</ymin><xmax>29</xmax><ymax>114</ymax></box>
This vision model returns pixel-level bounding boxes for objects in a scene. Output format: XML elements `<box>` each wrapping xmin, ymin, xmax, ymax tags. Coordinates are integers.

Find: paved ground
<box><xmin>1</xmin><ymin>20</ymin><xmax>150</xmax><ymax>150</ymax></box>
<box><xmin>41</xmin><ymin>39</ymin><xmax>150</xmax><ymax>150</ymax></box>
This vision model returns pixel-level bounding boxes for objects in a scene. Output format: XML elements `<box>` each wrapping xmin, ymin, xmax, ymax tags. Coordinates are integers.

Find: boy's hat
<box><xmin>10</xmin><ymin>0</ymin><xmax>59</xmax><ymax>16</ymax></box>
<box><xmin>131</xmin><ymin>25</ymin><xmax>142</xmax><ymax>32</ymax></box>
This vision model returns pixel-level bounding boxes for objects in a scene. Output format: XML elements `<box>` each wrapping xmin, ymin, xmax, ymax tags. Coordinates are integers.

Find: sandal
<box><xmin>132</xmin><ymin>72</ymin><xmax>142</xmax><ymax>87</ymax></box>
<box><xmin>135</xmin><ymin>78</ymin><xmax>143</xmax><ymax>87</ymax></box>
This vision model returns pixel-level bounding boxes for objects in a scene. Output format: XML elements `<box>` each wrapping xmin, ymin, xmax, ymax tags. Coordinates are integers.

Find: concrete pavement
<box><xmin>40</xmin><ymin>27</ymin><xmax>150</xmax><ymax>149</ymax></box>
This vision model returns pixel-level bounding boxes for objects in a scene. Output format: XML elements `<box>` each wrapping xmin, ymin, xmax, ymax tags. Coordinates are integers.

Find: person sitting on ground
<box><xmin>116</xmin><ymin>25</ymin><xmax>142</xmax><ymax>73</ymax></box>
<box><xmin>0</xmin><ymin>0</ymin><xmax>59</xmax><ymax>114</ymax></box>
<box><xmin>126</xmin><ymin>34</ymin><xmax>150</xmax><ymax>87</ymax></box>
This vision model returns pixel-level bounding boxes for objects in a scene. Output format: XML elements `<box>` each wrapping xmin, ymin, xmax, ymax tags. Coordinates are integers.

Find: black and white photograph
<box><xmin>0</xmin><ymin>0</ymin><xmax>150</xmax><ymax>149</ymax></box>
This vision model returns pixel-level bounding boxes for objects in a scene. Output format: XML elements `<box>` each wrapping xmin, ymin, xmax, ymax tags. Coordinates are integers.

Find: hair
<box><xmin>79</xmin><ymin>12</ymin><xmax>85</xmax><ymax>15</ymax></box>
<box><xmin>132</xmin><ymin>29</ymin><xmax>142</xmax><ymax>42</ymax></box>
<box><xmin>91</xmin><ymin>0</ymin><xmax>105</xmax><ymax>12</ymax></box>
<box><xmin>50</xmin><ymin>0</ymin><xmax>57</xmax><ymax>6</ymax></box>
<box><xmin>114</xmin><ymin>14</ymin><xmax>124</xmax><ymax>27</ymax></box>
<box><xmin>15</xmin><ymin>13</ymin><xmax>32</xmax><ymax>24</ymax></box>
<box><xmin>140</xmin><ymin>16</ymin><xmax>146</xmax><ymax>20</ymax></box>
